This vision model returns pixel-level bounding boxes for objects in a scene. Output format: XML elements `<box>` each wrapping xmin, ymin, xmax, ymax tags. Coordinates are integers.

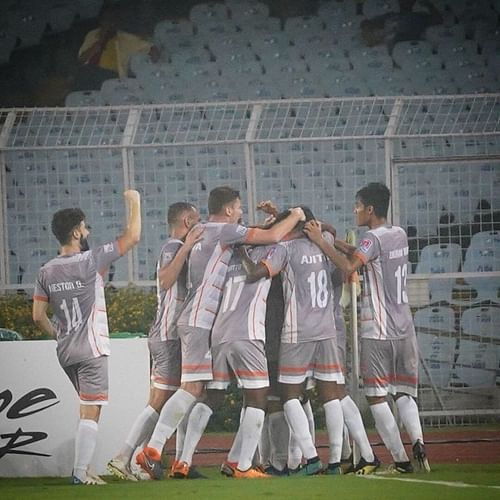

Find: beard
<box><xmin>79</xmin><ymin>235</ymin><xmax>90</xmax><ymax>252</ymax></box>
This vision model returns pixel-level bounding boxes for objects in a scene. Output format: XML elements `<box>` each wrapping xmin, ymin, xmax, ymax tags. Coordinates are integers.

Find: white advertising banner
<box><xmin>0</xmin><ymin>339</ymin><xmax>150</xmax><ymax>477</ymax></box>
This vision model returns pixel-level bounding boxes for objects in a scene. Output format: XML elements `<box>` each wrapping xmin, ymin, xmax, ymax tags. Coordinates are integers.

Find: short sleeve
<box><xmin>92</xmin><ymin>240</ymin><xmax>123</xmax><ymax>275</ymax></box>
<box><xmin>158</xmin><ymin>239</ymin><xmax>183</xmax><ymax>268</ymax></box>
<box><xmin>220</xmin><ymin>223</ymin><xmax>249</xmax><ymax>246</ymax></box>
<box><xmin>354</xmin><ymin>232</ymin><xmax>378</xmax><ymax>264</ymax></box>
<box><xmin>261</xmin><ymin>243</ymin><xmax>287</xmax><ymax>276</ymax></box>
<box><xmin>33</xmin><ymin>271</ymin><xmax>48</xmax><ymax>302</ymax></box>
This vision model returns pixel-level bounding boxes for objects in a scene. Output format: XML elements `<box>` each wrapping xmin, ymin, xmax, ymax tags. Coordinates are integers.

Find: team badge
<box><xmin>359</xmin><ymin>239</ymin><xmax>373</xmax><ymax>254</ymax></box>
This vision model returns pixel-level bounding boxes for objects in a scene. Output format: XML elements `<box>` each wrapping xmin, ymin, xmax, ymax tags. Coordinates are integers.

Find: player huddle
<box><xmin>32</xmin><ymin>182</ymin><xmax>430</xmax><ymax>485</ymax></box>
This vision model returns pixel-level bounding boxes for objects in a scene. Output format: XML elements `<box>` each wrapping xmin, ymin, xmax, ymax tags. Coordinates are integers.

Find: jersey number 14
<box><xmin>60</xmin><ymin>298</ymin><xmax>83</xmax><ymax>335</ymax></box>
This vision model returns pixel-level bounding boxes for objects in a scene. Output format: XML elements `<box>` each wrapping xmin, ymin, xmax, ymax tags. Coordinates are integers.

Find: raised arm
<box><xmin>32</xmin><ymin>300</ymin><xmax>56</xmax><ymax>338</ymax></box>
<box><xmin>118</xmin><ymin>189</ymin><xmax>141</xmax><ymax>254</ymax></box>
<box><xmin>245</xmin><ymin>207</ymin><xmax>305</xmax><ymax>245</ymax></box>
<box><xmin>158</xmin><ymin>225</ymin><xmax>204</xmax><ymax>290</ymax></box>
<box><xmin>303</xmin><ymin>220</ymin><xmax>363</xmax><ymax>275</ymax></box>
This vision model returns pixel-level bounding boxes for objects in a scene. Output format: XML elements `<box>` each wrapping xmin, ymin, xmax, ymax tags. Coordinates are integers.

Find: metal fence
<box><xmin>1</xmin><ymin>94</ymin><xmax>499</xmax><ymax>422</ymax></box>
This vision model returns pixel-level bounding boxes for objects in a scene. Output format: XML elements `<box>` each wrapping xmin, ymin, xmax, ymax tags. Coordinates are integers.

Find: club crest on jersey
<box><xmin>359</xmin><ymin>239</ymin><xmax>373</xmax><ymax>254</ymax></box>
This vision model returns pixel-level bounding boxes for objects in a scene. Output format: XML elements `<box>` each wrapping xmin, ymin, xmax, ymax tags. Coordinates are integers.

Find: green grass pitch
<box><xmin>1</xmin><ymin>465</ymin><xmax>500</xmax><ymax>500</ymax></box>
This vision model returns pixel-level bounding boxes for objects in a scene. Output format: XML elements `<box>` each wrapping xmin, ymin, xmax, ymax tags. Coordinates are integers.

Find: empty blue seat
<box><xmin>461</xmin><ymin>306</ymin><xmax>500</xmax><ymax>340</ymax></box>
<box><xmin>452</xmin><ymin>339</ymin><xmax>497</xmax><ymax>387</ymax></box>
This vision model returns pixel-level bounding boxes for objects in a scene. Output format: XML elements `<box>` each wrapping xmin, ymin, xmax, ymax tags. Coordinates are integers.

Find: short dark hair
<box><xmin>208</xmin><ymin>186</ymin><xmax>240</xmax><ymax>215</ymax></box>
<box><xmin>51</xmin><ymin>208</ymin><xmax>86</xmax><ymax>245</ymax></box>
<box><xmin>167</xmin><ymin>202</ymin><xmax>196</xmax><ymax>225</ymax></box>
<box><xmin>356</xmin><ymin>182</ymin><xmax>391</xmax><ymax>218</ymax></box>
<box><xmin>273</xmin><ymin>205</ymin><xmax>314</xmax><ymax>232</ymax></box>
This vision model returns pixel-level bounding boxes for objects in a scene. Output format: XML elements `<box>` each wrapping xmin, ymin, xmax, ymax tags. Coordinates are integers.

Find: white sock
<box><xmin>370</xmin><ymin>401</ymin><xmax>408</xmax><ymax>463</ymax></box>
<box><xmin>259</xmin><ymin>415</ymin><xmax>271</xmax><ymax>465</ymax></box>
<box><xmin>267</xmin><ymin>411</ymin><xmax>289</xmax><ymax>471</ymax></box>
<box><xmin>324</xmin><ymin>399</ymin><xmax>344</xmax><ymax>464</ymax></box>
<box><xmin>341</xmin><ymin>424</ymin><xmax>352</xmax><ymax>461</ymax></box>
<box><xmin>73</xmin><ymin>419</ymin><xmax>98</xmax><ymax>480</ymax></box>
<box><xmin>227</xmin><ymin>408</ymin><xmax>246</xmax><ymax>463</ymax></box>
<box><xmin>175</xmin><ymin>411</ymin><xmax>189</xmax><ymax>460</ymax></box>
<box><xmin>283</xmin><ymin>399</ymin><xmax>317</xmax><ymax>460</ymax></box>
<box><xmin>287</xmin><ymin>432</ymin><xmax>302</xmax><ymax>470</ymax></box>
<box><xmin>148</xmin><ymin>389</ymin><xmax>196</xmax><ymax>453</ymax></box>
<box><xmin>179</xmin><ymin>402</ymin><xmax>213</xmax><ymax>466</ymax></box>
<box><xmin>118</xmin><ymin>405</ymin><xmax>158</xmax><ymax>465</ymax></box>
<box><xmin>341</xmin><ymin>396</ymin><xmax>374</xmax><ymax>462</ymax></box>
<box><xmin>302</xmin><ymin>399</ymin><xmax>315</xmax><ymax>443</ymax></box>
<box><xmin>237</xmin><ymin>407</ymin><xmax>265</xmax><ymax>471</ymax></box>
<box><xmin>396</xmin><ymin>395</ymin><xmax>424</xmax><ymax>445</ymax></box>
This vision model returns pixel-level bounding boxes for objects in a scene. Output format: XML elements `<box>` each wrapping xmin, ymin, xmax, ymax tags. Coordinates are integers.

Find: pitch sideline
<box><xmin>362</xmin><ymin>475</ymin><xmax>500</xmax><ymax>490</ymax></box>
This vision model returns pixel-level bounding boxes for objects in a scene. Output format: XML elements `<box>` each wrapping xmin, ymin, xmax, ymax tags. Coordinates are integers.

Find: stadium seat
<box><xmin>170</xmin><ymin>47</ymin><xmax>212</xmax><ymax>66</ymax></box>
<box><xmin>414</xmin><ymin>305</ymin><xmax>457</xmax><ymax>333</ymax></box>
<box><xmin>207</xmin><ymin>34</ymin><xmax>250</xmax><ymax>58</ymax></box>
<box><xmin>100</xmin><ymin>78</ymin><xmax>149</xmax><ymax>106</ymax></box>
<box><xmin>238</xmin><ymin>17</ymin><xmax>281</xmax><ymax>34</ymax></box>
<box><xmin>463</xmin><ymin>231</ymin><xmax>500</xmax><ymax>303</ymax></box>
<box><xmin>226</xmin><ymin>0</ymin><xmax>269</xmax><ymax>20</ymax></box>
<box><xmin>195</xmin><ymin>20</ymin><xmax>238</xmax><ymax>40</ymax></box>
<box><xmin>319</xmin><ymin>0</ymin><xmax>358</xmax><ymax>19</ymax></box>
<box><xmin>349</xmin><ymin>46</ymin><xmax>393</xmax><ymax>76</ymax></box>
<box><xmin>368</xmin><ymin>70</ymin><xmax>413</xmax><ymax>96</ymax></box>
<box><xmin>215</xmin><ymin>47</ymin><xmax>257</xmax><ymax>67</ymax></box>
<box><xmin>189</xmin><ymin>2</ymin><xmax>228</xmax><ymax>23</ymax></box>
<box><xmin>251</xmin><ymin>32</ymin><xmax>292</xmax><ymax>60</ymax></box>
<box><xmin>362</xmin><ymin>0</ymin><xmax>399</xmax><ymax>18</ymax></box>
<box><xmin>461</xmin><ymin>306</ymin><xmax>500</xmax><ymax>340</ymax></box>
<box><xmin>392</xmin><ymin>40</ymin><xmax>436</xmax><ymax>69</ymax></box>
<box><xmin>284</xmin><ymin>15</ymin><xmax>326</xmax><ymax>36</ymax></box>
<box><xmin>416</xmin><ymin>243</ymin><xmax>462</xmax><ymax>304</ymax></box>
<box><xmin>153</xmin><ymin>19</ymin><xmax>195</xmax><ymax>51</ymax></box>
<box><xmin>425</xmin><ymin>24</ymin><xmax>466</xmax><ymax>49</ymax></box>
<box><xmin>417</xmin><ymin>332</ymin><xmax>456</xmax><ymax>387</ymax></box>
<box><xmin>451</xmin><ymin>339</ymin><xmax>497</xmax><ymax>387</ymax></box>
<box><xmin>65</xmin><ymin>90</ymin><xmax>102</xmax><ymax>107</ymax></box>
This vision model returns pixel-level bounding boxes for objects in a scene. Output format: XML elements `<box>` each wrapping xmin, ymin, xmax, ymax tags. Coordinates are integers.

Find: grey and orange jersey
<box><xmin>177</xmin><ymin>222</ymin><xmax>252</xmax><ymax>330</ymax></box>
<box><xmin>275</xmin><ymin>232</ymin><xmax>337</xmax><ymax>344</ymax></box>
<box><xmin>331</xmin><ymin>266</ymin><xmax>346</xmax><ymax>352</ymax></box>
<box><xmin>148</xmin><ymin>237</ymin><xmax>187</xmax><ymax>342</ymax></box>
<box><xmin>33</xmin><ymin>240</ymin><xmax>123</xmax><ymax>367</ymax></box>
<box><xmin>354</xmin><ymin>224</ymin><xmax>415</xmax><ymax>340</ymax></box>
<box><xmin>211</xmin><ymin>244</ymin><xmax>286</xmax><ymax>345</ymax></box>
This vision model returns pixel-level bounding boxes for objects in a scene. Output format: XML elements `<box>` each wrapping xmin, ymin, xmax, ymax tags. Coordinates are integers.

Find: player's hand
<box><xmin>289</xmin><ymin>206</ymin><xmax>306</xmax><ymax>221</ymax></box>
<box><xmin>257</xmin><ymin>200</ymin><xmax>279</xmax><ymax>216</ymax></box>
<box><xmin>303</xmin><ymin>220</ymin><xmax>323</xmax><ymax>243</ymax></box>
<box><xmin>184</xmin><ymin>224</ymin><xmax>205</xmax><ymax>248</ymax></box>
<box><xmin>124</xmin><ymin>189</ymin><xmax>140</xmax><ymax>203</ymax></box>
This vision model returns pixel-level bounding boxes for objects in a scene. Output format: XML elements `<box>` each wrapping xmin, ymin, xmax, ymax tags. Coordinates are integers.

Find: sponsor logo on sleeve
<box><xmin>236</xmin><ymin>225</ymin><xmax>247</xmax><ymax>236</ymax></box>
<box><xmin>103</xmin><ymin>243</ymin><xmax>114</xmax><ymax>253</ymax></box>
<box><xmin>359</xmin><ymin>239</ymin><xmax>373</xmax><ymax>254</ymax></box>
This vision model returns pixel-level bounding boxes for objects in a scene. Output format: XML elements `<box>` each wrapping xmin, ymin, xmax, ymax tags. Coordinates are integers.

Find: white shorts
<box><xmin>207</xmin><ymin>340</ymin><xmax>269</xmax><ymax>390</ymax></box>
<box><xmin>177</xmin><ymin>325</ymin><xmax>213</xmax><ymax>383</ymax></box>
<box><xmin>278</xmin><ymin>338</ymin><xmax>345</xmax><ymax>385</ymax></box>
<box><xmin>149</xmin><ymin>339</ymin><xmax>181</xmax><ymax>391</ymax></box>
<box><xmin>360</xmin><ymin>335</ymin><xmax>418</xmax><ymax>398</ymax></box>
<box><xmin>63</xmin><ymin>356</ymin><xmax>109</xmax><ymax>406</ymax></box>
